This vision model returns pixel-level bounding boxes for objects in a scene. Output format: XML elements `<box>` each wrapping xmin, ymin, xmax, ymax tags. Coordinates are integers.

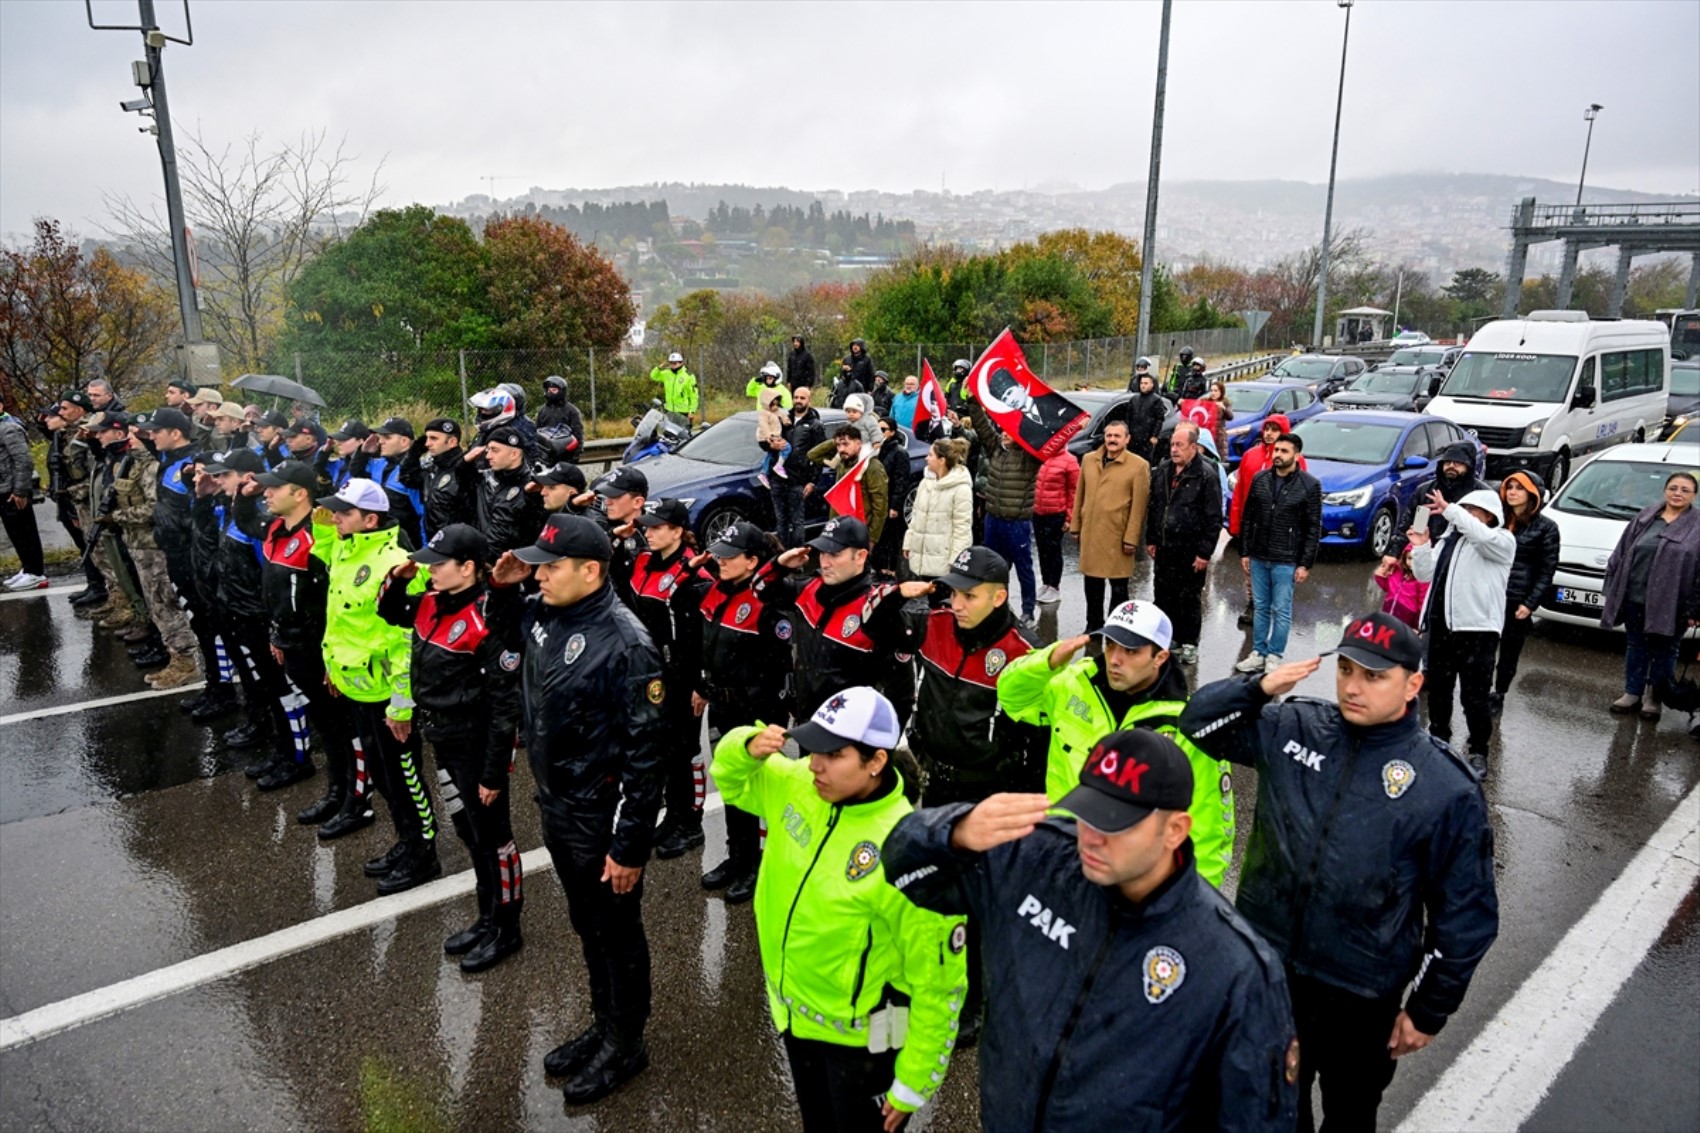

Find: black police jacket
<box><xmin>1241</xmin><ymin>468</ymin><xmax>1323</xmax><ymax>568</ymax></box>
<box><xmin>1180</xmin><ymin>677</ymin><xmax>1498</xmax><ymax>1034</ymax></box>
<box><xmin>898</xmin><ymin>605</ymin><xmax>1042</xmax><ymax>791</ymax></box>
<box><xmin>695</xmin><ymin>560</ymin><xmax>793</xmax><ymax>721</ymax></box>
<box><xmin>214</xmin><ymin>491</ymin><xmax>270</xmax><ymax>622</ymax></box>
<box><xmin>420</xmin><ymin>447</ymin><xmax>479</xmax><ymax>542</ymax></box>
<box><xmin>886</xmin><ymin>811</ymin><xmax>1299</xmax><ymax>1133</ymax></box>
<box><xmin>190</xmin><ymin>490</ymin><xmax>223</xmax><ymax>599</ymax></box>
<box><xmin>261</xmin><ymin>513</ymin><xmax>329</xmax><ymax>652</ymax></box>
<box><xmin>628</xmin><ymin>546</ymin><xmax>709</xmax><ymax>679</ymax></box>
<box><xmin>477</xmin><ymin>464</ymin><xmax>545</xmax><ymax>559</ymax></box>
<box><xmin>756</xmin><ymin>566</ymin><xmax>907</xmax><ymax>715</ymax></box>
<box><xmin>151</xmin><ymin>443</ymin><xmax>198</xmax><ymax>558</ymax></box>
<box><xmin>492</xmin><ymin>581</ymin><xmax>666</xmax><ymax>866</ymax></box>
<box><xmin>1506</xmin><ymin>512</ymin><xmax>1560</xmax><ymax>612</ymax></box>
<box><xmin>1146</xmin><ymin>454</ymin><xmax>1223</xmax><ymax>562</ymax></box>
<box><xmin>377</xmin><ymin>579</ymin><xmax>520</xmax><ymax>791</ymax></box>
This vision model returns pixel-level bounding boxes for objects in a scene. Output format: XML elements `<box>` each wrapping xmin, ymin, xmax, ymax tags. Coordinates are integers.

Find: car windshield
<box><xmin>1226</xmin><ymin>386</ymin><xmax>1273</xmax><ymax>413</ymax></box>
<box><xmin>1290</xmin><ymin>418</ymin><xmax>1403</xmax><ymax>465</ymax></box>
<box><xmin>1556</xmin><ymin>460</ymin><xmax>1680</xmax><ymax>519</ymax></box>
<box><xmin>1440</xmin><ymin>352</ymin><xmax>1577</xmax><ymax>403</ymax></box>
<box><xmin>1347</xmin><ymin>372</ymin><xmax>1421</xmax><ymax>395</ymax></box>
<box><xmin>1671</xmin><ymin>363</ymin><xmax>1700</xmax><ymax>397</ymax></box>
<box><xmin>1272</xmin><ymin>360</ymin><xmax>1334</xmax><ymax>380</ymax></box>
<box><xmin>674</xmin><ymin>416</ymin><xmax>764</xmax><ymax>465</ymax></box>
<box><xmin>1387</xmin><ymin>348</ymin><xmax>1448</xmax><ymax>367</ymax></box>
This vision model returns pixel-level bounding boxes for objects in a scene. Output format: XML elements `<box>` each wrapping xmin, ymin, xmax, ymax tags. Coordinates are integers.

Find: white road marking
<box><xmin>1396</xmin><ymin>783</ymin><xmax>1700</xmax><ymax>1132</ymax></box>
<box><xmin>0</xmin><ymin>794</ymin><xmax>727</xmax><ymax>1050</ymax></box>
<box><xmin>0</xmin><ymin>683</ymin><xmax>208</xmax><ymax>726</ymax></box>
<box><xmin>0</xmin><ymin>584</ymin><xmax>85</xmax><ymax>603</ymax></box>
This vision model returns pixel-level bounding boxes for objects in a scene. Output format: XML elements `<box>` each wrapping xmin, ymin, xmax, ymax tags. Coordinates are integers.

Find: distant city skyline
<box><xmin>2</xmin><ymin>1</ymin><xmax>1695</xmax><ymax>241</ymax></box>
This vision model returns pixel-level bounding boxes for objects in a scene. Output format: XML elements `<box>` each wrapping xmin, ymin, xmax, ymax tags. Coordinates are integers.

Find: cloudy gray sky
<box><xmin>2</xmin><ymin>0</ymin><xmax>1695</xmax><ymax>241</ymax></box>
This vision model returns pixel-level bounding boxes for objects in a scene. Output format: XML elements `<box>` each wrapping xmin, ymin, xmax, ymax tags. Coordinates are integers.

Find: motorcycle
<box><xmin>623</xmin><ymin>399</ymin><xmax>691</xmax><ymax>463</ymax></box>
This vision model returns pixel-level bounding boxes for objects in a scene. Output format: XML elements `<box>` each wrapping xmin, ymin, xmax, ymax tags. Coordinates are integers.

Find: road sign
<box><xmin>1236</xmin><ymin>310</ymin><xmax>1271</xmax><ymax>340</ymax></box>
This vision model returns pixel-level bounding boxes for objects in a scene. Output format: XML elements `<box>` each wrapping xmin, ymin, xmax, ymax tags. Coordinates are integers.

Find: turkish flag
<box><xmin>1179</xmin><ymin>399</ymin><xmax>1220</xmax><ymax>436</ymax></box>
<box><xmin>914</xmin><ymin>358</ymin><xmax>947</xmax><ymax>428</ymax></box>
<box><xmin>967</xmin><ymin>328</ymin><xmax>1089</xmax><ymax>460</ymax></box>
<box><xmin>823</xmin><ymin>448</ymin><xmax>872</xmax><ymax>523</ymax></box>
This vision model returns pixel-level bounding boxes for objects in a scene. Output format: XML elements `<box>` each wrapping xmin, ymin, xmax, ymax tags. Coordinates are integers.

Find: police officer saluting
<box><xmin>489</xmin><ymin>514</ymin><xmax>666</xmax><ymax>1103</ymax></box>
<box><xmin>1180</xmin><ymin>611</ymin><xmax>1499</xmax><ymax>1133</ymax></box>
<box><xmin>378</xmin><ymin>524</ymin><xmax>525</xmax><ymax>972</ymax></box>
<box><xmin>419</xmin><ymin>416</ymin><xmax>478</xmax><ymax>540</ymax></box>
<box><xmin>884</xmin><ymin>729</ymin><xmax>1299</xmax><ymax>1132</ymax></box>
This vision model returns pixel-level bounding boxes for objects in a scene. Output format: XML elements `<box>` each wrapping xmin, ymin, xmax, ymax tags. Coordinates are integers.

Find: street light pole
<box><xmin>1575</xmin><ymin>103</ymin><xmax>1603</xmax><ymax>208</ymax></box>
<box><xmin>1134</xmin><ymin>0</ymin><xmax>1173</xmax><ymax>368</ymax></box>
<box><xmin>1311</xmin><ymin>0</ymin><xmax>1353</xmax><ymax>349</ymax></box>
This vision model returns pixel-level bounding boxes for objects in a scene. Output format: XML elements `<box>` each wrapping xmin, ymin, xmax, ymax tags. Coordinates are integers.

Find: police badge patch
<box><xmin>436</xmin><ymin>473</ymin><xmax>451</xmax><ymax>488</ymax></box>
<box><xmin>845</xmin><ymin>840</ymin><xmax>880</xmax><ymax>882</ymax></box>
<box><xmin>1142</xmin><ymin>946</ymin><xmax>1186</xmax><ymax>1004</ymax></box>
<box><xmin>446</xmin><ymin>619</ymin><xmax>467</xmax><ymax>645</ymax></box>
<box><xmin>646</xmin><ymin>678</ymin><xmax>665</xmax><ymax>705</ymax></box>
<box><xmin>734</xmin><ymin>601</ymin><xmax>752</xmax><ymax>624</ymax></box>
<box><xmin>563</xmin><ymin>633</ymin><xmax>587</xmax><ymax>665</ymax></box>
<box><xmin>775</xmin><ymin>618</ymin><xmax>793</xmax><ymax>641</ymax></box>
<box><xmin>657</xmin><ymin>574</ymin><xmax>675</xmax><ymax>593</ymax></box>
<box><xmin>353</xmin><ymin>566</ymin><xmax>371</xmax><ymax>587</ymax></box>
<box><xmin>498</xmin><ymin>650</ymin><xmax>520</xmax><ymax>672</ymax></box>
<box><xmin>841</xmin><ymin>614</ymin><xmax>862</xmax><ymax>639</ymax></box>
<box><xmin>1382</xmin><ymin>760</ymin><xmax>1416</xmax><ymax>799</ymax></box>
<box><xmin>505</xmin><ymin>486</ymin><xmax>520</xmax><ymax>500</ymax></box>
<box><xmin>985</xmin><ymin>648</ymin><xmax>1007</xmax><ymax>677</ymax></box>
<box><xmin>949</xmin><ymin>923</ymin><xmax>967</xmax><ymax>954</ymax></box>
<box><xmin>284</xmin><ymin>536</ymin><xmax>301</xmax><ymax>557</ymax></box>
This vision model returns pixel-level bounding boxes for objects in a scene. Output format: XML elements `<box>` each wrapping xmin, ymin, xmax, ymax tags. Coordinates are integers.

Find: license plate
<box><xmin>1556</xmin><ymin>587</ymin><xmax>1604</xmax><ymax>607</ymax></box>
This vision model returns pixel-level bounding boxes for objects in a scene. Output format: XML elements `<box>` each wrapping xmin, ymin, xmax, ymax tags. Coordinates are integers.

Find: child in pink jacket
<box><xmin>1374</xmin><ymin>545</ymin><xmax>1430</xmax><ymax>628</ymax></box>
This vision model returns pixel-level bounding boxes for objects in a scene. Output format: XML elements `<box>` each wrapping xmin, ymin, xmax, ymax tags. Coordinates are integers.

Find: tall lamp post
<box><xmin>1575</xmin><ymin>103</ymin><xmax>1603</xmax><ymax>208</ymax></box>
<box><xmin>1134</xmin><ymin>0</ymin><xmax>1173</xmax><ymax>367</ymax></box>
<box><xmin>1311</xmin><ymin>0</ymin><xmax>1353</xmax><ymax>349</ymax></box>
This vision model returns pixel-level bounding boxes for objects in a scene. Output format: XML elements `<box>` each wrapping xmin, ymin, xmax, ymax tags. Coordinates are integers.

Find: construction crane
<box><xmin>480</xmin><ymin>175</ymin><xmax>528</xmax><ymax>202</ymax></box>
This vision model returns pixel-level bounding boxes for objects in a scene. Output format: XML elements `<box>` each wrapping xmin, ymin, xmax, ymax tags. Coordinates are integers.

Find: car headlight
<box><xmin>1520</xmin><ymin>422</ymin><xmax>1544</xmax><ymax>447</ymax></box>
<box><xmin>1323</xmin><ymin>486</ymin><xmax>1373</xmax><ymax>508</ymax></box>
<box><xmin>676</xmin><ymin>497</ymin><xmax>697</xmax><ymax>509</ymax></box>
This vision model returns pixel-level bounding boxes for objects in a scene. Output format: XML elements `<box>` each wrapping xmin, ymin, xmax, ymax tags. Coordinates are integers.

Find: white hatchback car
<box><xmin>1536</xmin><ymin>442</ymin><xmax>1700</xmax><ymax>637</ymax></box>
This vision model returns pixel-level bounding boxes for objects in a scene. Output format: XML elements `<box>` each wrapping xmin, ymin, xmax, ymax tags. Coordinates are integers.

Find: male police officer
<box><xmin>419</xmin><ymin>416</ymin><xmax>478</xmax><ymax>539</ymax></box>
<box><xmin>885</xmin><ymin>729</ymin><xmax>1299</xmax><ymax>1132</ymax></box>
<box><xmin>1181</xmin><ymin>611</ymin><xmax>1499</xmax><ymax>1133</ymax></box>
<box><xmin>490</xmin><ymin>514</ymin><xmax>666</xmax><ymax>1103</ymax></box>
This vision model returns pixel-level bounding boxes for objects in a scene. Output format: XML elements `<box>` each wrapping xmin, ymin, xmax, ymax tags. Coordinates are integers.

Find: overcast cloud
<box><xmin>2</xmin><ymin>0</ymin><xmax>1695</xmax><ymax>241</ymax></box>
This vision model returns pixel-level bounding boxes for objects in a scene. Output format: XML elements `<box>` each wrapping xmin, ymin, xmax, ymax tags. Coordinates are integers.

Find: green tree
<box><xmin>278</xmin><ymin>205</ymin><xmax>491</xmax><ymax>354</ymax></box>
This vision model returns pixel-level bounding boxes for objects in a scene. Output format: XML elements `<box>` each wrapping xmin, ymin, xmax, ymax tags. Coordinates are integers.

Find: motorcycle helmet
<box><xmin>497</xmin><ymin>381</ymin><xmax>527</xmax><ymax>418</ymax></box>
<box><xmin>1135</xmin><ymin>356</ymin><xmax>1153</xmax><ymax>370</ymax></box>
<box><xmin>468</xmin><ymin>387</ymin><xmax>516</xmax><ymax>428</ymax></box>
<box><xmin>1178</xmin><ymin>346</ymin><xmax>1195</xmax><ymax>366</ymax></box>
<box><xmin>760</xmin><ymin>361</ymin><xmax>783</xmax><ymax>381</ymax></box>
<box><xmin>543</xmin><ymin>374</ymin><xmax>567</xmax><ymax>392</ymax></box>
<box><xmin>667</xmin><ymin>351</ymin><xmax>684</xmax><ymax>365</ymax></box>
<box><xmin>952</xmin><ymin>358</ymin><xmax>971</xmax><ymax>376</ymax></box>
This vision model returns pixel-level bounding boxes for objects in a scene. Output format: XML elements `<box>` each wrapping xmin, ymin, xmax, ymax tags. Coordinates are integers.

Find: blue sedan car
<box><xmin>1288</xmin><ymin>411</ymin><xmax>1487</xmax><ymax>559</ymax></box>
<box><xmin>1220</xmin><ymin>381</ymin><xmax>1327</xmax><ymax>464</ymax></box>
<box><xmin>626</xmin><ymin>409</ymin><xmax>931</xmax><ymax>545</ymax></box>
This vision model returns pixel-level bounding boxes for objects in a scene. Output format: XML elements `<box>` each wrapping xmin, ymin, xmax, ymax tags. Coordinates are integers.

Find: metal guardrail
<box><xmin>575</xmin><ymin>353</ymin><xmax>1287</xmax><ymax>471</ymax></box>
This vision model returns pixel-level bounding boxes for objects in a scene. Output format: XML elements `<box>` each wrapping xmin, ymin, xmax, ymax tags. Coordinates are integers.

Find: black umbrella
<box><xmin>233</xmin><ymin>373</ymin><xmax>326</xmax><ymax>407</ymax></box>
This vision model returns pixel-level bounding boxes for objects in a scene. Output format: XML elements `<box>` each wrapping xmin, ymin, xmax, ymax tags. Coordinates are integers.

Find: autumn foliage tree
<box><xmin>0</xmin><ymin>219</ymin><xmax>176</xmax><ymax>418</ymax></box>
<box><xmin>482</xmin><ymin>214</ymin><xmax>636</xmax><ymax>351</ymax></box>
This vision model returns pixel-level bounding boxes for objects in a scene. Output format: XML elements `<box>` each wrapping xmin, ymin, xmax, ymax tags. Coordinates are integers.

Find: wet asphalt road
<box><xmin>2</xmin><ymin>539</ymin><xmax>1698</xmax><ymax>1132</ymax></box>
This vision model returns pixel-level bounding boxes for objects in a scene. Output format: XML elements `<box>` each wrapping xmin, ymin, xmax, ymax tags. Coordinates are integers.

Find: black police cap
<box><xmin>412</xmin><ymin>523</ymin><xmax>490</xmax><ymax>566</ymax></box>
<box><xmin>254</xmin><ymin>459</ymin><xmax>318</xmax><ymax>493</ymax></box>
<box><xmin>373</xmin><ymin>416</ymin><xmax>415</xmax><ymax>438</ymax></box>
<box><xmin>534</xmin><ymin>461</ymin><xmax>588</xmax><ymax>490</ymax></box>
<box><xmin>514</xmin><ymin>513</ymin><xmax>612</xmax><ymax>564</ymax></box>
<box><xmin>205</xmin><ymin>448</ymin><xmax>265</xmax><ymax>475</ymax></box>
<box><xmin>708</xmin><ymin>520</ymin><xmax>772</xmax><ymax>560</ymax></box>
<box><xmin>937</xmin><ymin>545</ymin><xmax>1010</xmax><ymax>591</ymax></box>
<box><xmin>636</xmin><ymin>499</ymin><xmax>691</xmax><ymax>529</ymax></box>
<box><xmin>594</xmin><ymin>465</ymin><xmax>649</xmax><ymax>498</ymax></box>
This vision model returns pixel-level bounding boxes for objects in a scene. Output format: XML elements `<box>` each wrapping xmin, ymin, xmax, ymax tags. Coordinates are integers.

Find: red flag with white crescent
<box><xmin>966</xmin><ymin>328</ymin><xmax>1089</xmax><ymax>460</ymax></box>
<box><xmin>914</xmin><ymin>358</ymin><xmax>946</xmax><ymax>427</ymax></box>
<box><xmin>1179</xmin><ymin>398</ymin><xmax>1220</xmax><ymax>436</ymax></box>
<box><xmin>823</xmin><ymin>447</ymin><xmax>872</xmax><ymax>523</ymax></box>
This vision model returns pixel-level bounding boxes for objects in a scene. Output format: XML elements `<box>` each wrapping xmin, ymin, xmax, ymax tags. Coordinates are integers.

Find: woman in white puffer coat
<box><xmin>902</xmin><ymin>437</ymin><xmax>974</xmax><ymax>579</ymax></box>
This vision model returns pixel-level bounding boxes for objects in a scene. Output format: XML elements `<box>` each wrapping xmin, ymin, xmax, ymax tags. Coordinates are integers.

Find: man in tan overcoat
<box><xmin>1069</xmin><ymin>419</ymin><xmax>1150</xmax><ymax>633</ymax></box>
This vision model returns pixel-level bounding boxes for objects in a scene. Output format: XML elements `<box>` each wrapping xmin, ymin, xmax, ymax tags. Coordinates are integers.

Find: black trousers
<box><xmin>1153</xmin><ymin>548</ymin><xmax>1207</xmax><ymax>647</ymax></box>
<box><xmin>281</xmin><ymin>647</ymin><xmax>355</xmax><ymax>781</ymax></box>
<box><xmin>2</xmin><ymin>496</ymin><xmax>45</xmax><ymax>576</ymax></box>
<box><xmin>706</xmin><ymin>703</ymin><xmax>770</xmax><ymax>868</ymax></box>
<box><xmin>1082</xmin><ymin>575</ymin><xmax>1130</xmax><ymax>634</ymax></box>
<box><xmin>348</xmin><ymin>697</ymin><xmax>434</xmax><ymax>848</ymax></box>
<box><xmin>1424</xmin><ymin>623</ymin><xmax>1499</xmax><ymax>753</ymax></box>
<box><xmin>1494</xmin><ymin>607</ymin><xmax>1534</xmax><ymax>695</ymax></box>
<box><xmin>542</xmin><ymin>791</ymin><xmax>651</xmax><ymax>1044</ymax></box>
<box><xmin>1288</xmin><ymin>971</ymin><xmax>1401</xmax><ymax>1133</ymax></box>
<box><xmin>165</xmin><ymin>551</ymin><xmax>230</xmax><ymax>689</ymax></box>
<box><xmin>1032</xmin><ymin>512</ymin><xmax>1066</xmax><ymax>588</ymax></box>
<box><xmin>224</xmin><ymin>615</ymin><xmax>293</xmax><ymax>758</ymax></box>
<box><xmin>658</xmin><ymin>687</ymin><xmax>703</xmax><ymax>833</ymax></box>
<box><xmin>426</xmin><ymin>723</ymin><xmax>521</xmax><ymax>929</ymax></box>
<box><xmin>782</xmin><ymin>1032</ymin><xmax>898</xmax><ymax>1133</ymax></box>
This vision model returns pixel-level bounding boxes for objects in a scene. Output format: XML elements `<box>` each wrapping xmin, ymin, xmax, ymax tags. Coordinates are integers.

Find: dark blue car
<box><xmin>1288</xmin><ymin>411</ymin><xmax>1487</xmax><ymax>559</ymax></box>
<box><xmin>626</xmin><ymin>409</ymin><xmax>931</xmax><ymax>545</ymax></box>
<box><xmin>1220</xmin><ymin>381</ymin><xmax>1327</xmax><ymax>463</ymax></box>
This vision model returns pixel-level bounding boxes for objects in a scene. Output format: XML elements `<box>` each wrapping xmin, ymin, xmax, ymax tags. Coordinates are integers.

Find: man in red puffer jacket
<box><xmin>1229</xmin><ymin>414</ymin><xmax>1304</xmax><ymax>627</ymax></box>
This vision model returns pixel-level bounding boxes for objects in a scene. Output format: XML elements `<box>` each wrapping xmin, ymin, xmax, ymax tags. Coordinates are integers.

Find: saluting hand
<box><xmin>1048</xmin><ymin>634</ymin><xmax>1091</xmax><ymax>670</ymax></box>
<box><xmin>744</xmin><ymin>723</ymin><xmax>788</xmax><ymax>759</ymax></box>
<box><xmin>1259</xmin><ymin>656</ymin><xmax>1321</xmax><ymax>697</ymax></box>
<box><xmin>776</xmin><ymin>546</ymin><xmax>811</xmax><ymax>570</ymax></box>
<box><xmin>570</xmin><ymin>490</ymin><xmax>596</xmax><ymax>509</ymax></box>
<box><xmin>489</xmin><ymin>550</ymin><xmax>532</xmax><ymax>587</ymax></box>
<box><xmin>949</xmin><ymin>793</ymin><xmax>1052</xmax><ymax>853</ymax></box>
<box><xmin>897</xmin><ymin>580</ymin><xmax>935</xmax><ymax>599</ymax></box>
<box><xmin>389</xmin><ymin>560</ymin><xmax>419</xmax><ymax>581</ymax></box>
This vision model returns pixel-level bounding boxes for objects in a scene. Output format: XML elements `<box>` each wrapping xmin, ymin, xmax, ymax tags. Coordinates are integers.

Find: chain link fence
<box><xmin>270</xmin><ymin>327</ymin><xmax>1257</xmax><ymax>437</ymax></box>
